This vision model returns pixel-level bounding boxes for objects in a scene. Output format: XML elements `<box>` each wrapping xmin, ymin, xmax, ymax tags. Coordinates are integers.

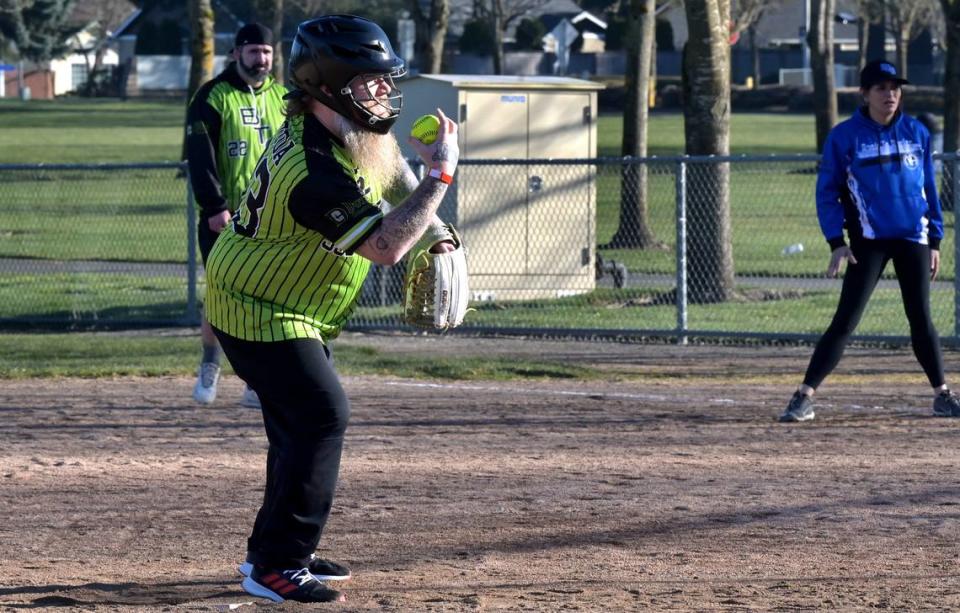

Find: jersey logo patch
<box><xmin>327</xmin><ymin>208</ymin><xmax>347</xmax><ymax>225</ymax></box>
<box><xmin>903</xmin><ymin>152</ymin><xmax>919</xmax><ymax>168</ymax></box>
<box><xmin>240</xmin><ymin>107</ymin><xmax>260</xmax><ymax>126</ymax></box>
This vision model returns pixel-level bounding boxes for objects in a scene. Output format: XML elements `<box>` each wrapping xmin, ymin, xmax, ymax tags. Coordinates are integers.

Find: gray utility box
<box><xmin>399</xmin><ymin>74</ymin><xmax>603</xmax><ymax>301</ymax></box>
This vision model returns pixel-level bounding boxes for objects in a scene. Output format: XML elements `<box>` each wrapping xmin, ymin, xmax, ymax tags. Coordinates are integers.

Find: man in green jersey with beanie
<box><xmin>186</xmin><ymin>23</ymin><xmax>287</xmax><ymax>408</ymax></box>
<box><xmin>205</xmin><ymin>15</ymin><xmax>461</xmax><ymax>604</ymax></box>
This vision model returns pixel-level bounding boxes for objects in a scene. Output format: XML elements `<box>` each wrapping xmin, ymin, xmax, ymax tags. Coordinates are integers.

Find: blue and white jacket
<box><xmin>816</xmin><ymin>107</ymin><xmax>943</xmax><ymax>250</ymax></box>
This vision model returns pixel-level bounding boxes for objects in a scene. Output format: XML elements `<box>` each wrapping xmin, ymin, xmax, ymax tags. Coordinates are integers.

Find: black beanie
<box><xmin>235</xmin><ymin>23</ymin><xmax>273</xmax><ymax>48</ymax></box>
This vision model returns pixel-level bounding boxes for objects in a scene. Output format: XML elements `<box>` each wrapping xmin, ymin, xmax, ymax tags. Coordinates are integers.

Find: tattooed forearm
<box><xmin>360</xmin><ymin>176</ymin><xmax>447</xmax><ymax>262</ymax></box>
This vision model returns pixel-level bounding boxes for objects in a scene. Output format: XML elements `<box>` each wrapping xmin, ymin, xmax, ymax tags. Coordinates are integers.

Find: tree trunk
<box><xmin>427</xmin><ymin>0</ymin><xmax>449</xmax><ymax>73</ymax></box>
<box><xmin>492</xmin><ymin>0</ymin><xmax>504</xmax><ymax>74</ymax></box>
<box><xmin>270</xmin><ymin>0</ymin><xmax>284</xmax><ymax>84</ymax></box>
<box><xmin>942</xmin><ymin>1</ymin><xmax>960</xmax><ymax>212</ymax></box>
<box><xmin>896</xmin><ymin>31</ymin><xmax>909</xmax><ymax>78</ymax></box>
<box><xmin>410</xmin><ymin>0</ymin><xmax>449</xmax><ymax>73</ymax></box>
<box><xmin>682</xmin><ymin>0</ymin><xmax>733</xmax><ymax>304</ymax></box>
<box><xmin>183</xmin><ymin>0</ymin><xmax>214</xmax><ymax>161</ymax></box>
<box><xmin>943</xmin><ymin>3</ymin><xmax>960</xmax><ymax>156</ymax></box>
<box><xmin>807</xmin><ymin>0</ymin><xmax>837</xmax><ymax>154</ymax></box>
<box><xmin>857</xmin><ymin>15</ymin><xmax>869</xmax><ymax>70</ymax></box>
<box><xmin>186</xmin><ymin>0</ymin><xmax>214</xmax><ymax>103</ymax></box>
<box><xmin>606</xmin><ymin>0</ymin><xmax>658</xmax><ymax>249</ymax></box>
<box><xmin>750</xmin><ymin>25</ymin><xmax>760</xmax><ymax>85</ymax></box>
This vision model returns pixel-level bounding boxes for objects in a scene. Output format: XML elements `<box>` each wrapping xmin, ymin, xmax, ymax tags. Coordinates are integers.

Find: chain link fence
<box><xmin>0</xmin><ymin>163</ymin><xmax>193</xmax><ymax>327</ymax></box>
<box><xmin>2</xmin><ymin>155</ymin><xmax>957</xmax><ymax>343</ymax></box>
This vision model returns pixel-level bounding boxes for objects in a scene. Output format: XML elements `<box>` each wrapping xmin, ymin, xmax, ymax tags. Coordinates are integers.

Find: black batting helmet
<box><xmin>287</xmin><ymin>15</ymin><xmax>406</xmax><ymax>134</ymax></box>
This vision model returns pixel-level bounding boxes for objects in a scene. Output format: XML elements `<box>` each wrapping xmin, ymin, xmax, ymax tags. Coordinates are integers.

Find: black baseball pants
<box><xmin>803</xmin><ymin>238</ymin><xmax>944</xmax><ymax>390</ymax></box>
<box><xmin>212</xmin><ymin>330</ymin><xmax>350</xmax><ymax>569</ymax></box>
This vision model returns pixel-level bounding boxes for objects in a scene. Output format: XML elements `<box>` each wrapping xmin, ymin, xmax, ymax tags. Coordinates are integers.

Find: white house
<box><xmin>50</xmin><ymin>29</ymin><xmax>121</xmax><ymax>96</ymax></box>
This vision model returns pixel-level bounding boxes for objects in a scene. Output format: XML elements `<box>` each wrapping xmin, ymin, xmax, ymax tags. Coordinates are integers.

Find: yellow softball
<box><xmin>410</xmin><ymin>114</ymin><xmax>440</xmax><ymax>145</ymax></box>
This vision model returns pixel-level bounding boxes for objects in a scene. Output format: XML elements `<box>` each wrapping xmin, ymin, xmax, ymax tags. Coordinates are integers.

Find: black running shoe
<box><xmin>241</xmin><ymin>565</ymin><xmax>343</xmax><ymax>603</ymax></box>
<box><xmin>934</xmin><ymin>390</ymin><xmax>960</xmax><ymax>417</ymax></box>
<box><xmin>239</xmin><ymin>553</ymin><xmax>351</xmax><ymax>581</ymax></box>
<box><xmin>779</xmin><ymin>391</ymin><xmax>815</xmax><ymax>422</ymax></box>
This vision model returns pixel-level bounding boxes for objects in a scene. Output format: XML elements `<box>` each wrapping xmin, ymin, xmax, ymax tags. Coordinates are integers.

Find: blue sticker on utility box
<box><xmin>500</xmin><ymin>94</ymin><xmax>526</xmax><ymax>103</ymax></box>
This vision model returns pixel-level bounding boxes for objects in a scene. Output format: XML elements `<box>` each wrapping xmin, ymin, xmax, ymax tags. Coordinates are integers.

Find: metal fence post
<box><xmin>186</xmin><ymin>173</ymin><xmax>198</xmax><ymax>326</ymax></box>
<box><xmin>675</xmin><ymin>157</ymin><xmax>688</xmax><ymax>345</ymax></box>
<box><xmin>952</xmin><ymin>154</ymin><xmax>960</xmax><ymax>343</ymax></box>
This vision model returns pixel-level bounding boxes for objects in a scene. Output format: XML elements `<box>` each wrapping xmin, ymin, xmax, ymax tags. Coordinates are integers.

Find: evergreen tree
<box><xmin>0</xmin><ymin>0</ymin><xmax>28</xmax><ymax>51</ymax></box>
<box><xmin>19</xmin><ymin>0</ymin><xmax>82</xmax><ymax>62</ymax></box>
<box><xmin>514</xmin><ymin>17</ymin><xmax>545</xmax><ymax>50</ymax></box>
<box><xmin>460</xmin><ymin>18</ymin><xmax>496</xmax><ymax>55</ymax></box>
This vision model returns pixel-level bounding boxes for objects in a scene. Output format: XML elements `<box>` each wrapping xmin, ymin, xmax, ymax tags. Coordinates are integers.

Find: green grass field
<box><xmin>0</xmin><ymin>98</ymin><xmax>818</xmax><ymax>164</ymax></box>
<box><xmin>0</xmin><ymin>99</ymin><xmax>184</xmax><ymax>163</ymax></box>
<box><xmin>0</xmin><ymin>98</ymin><xmax>955</xmax><ymax>374</ymax></box>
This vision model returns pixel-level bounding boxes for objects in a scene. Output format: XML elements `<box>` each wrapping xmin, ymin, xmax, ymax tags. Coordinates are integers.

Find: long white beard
<box><xmin>340</xmin><ymin>121</ymin><xmax>404</xmax><ymax>192</ymax></box>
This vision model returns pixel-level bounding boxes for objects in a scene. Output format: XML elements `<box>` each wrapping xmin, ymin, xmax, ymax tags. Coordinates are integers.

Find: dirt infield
<box><xmin>3</xmin><ymin>334</ymin><xmax>960</xmax><ymax>611</ymax></box>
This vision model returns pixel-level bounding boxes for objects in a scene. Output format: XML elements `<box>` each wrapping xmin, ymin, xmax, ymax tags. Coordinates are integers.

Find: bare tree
<box><xmin>853</xmin><ymin>0</ymin><xmax>884</xmax><ymax>69</ymax></box>
<box><xmin>881</xmin><ymin>0</ymin><xmax>940</xmax><ymax>76</ymax></box>
<box><xmin>71</xmin><ymin>0</ymin><xmax>132</xmax><ymax>95</ymax></box>
<box><xmin>473</xmin><ymin>0</ymin><xmax>550</xmax><ymax>74</ymax></box>
<box><xmin>682</xmin><ymin>0</ymin><xmax>733</xmax><ymax>303</ymax></box>
<box><xmin>807</xmin><ymin>0</ymin><xmax>837</xmax><ymax>153</ymax></box>
<box><xmin>409</xmin><ymin>0</ymin><xmax>449</xmax><ymax>73</ymax></box>
<box><xmin>606</xmin><ymin>0</ymin><xmax>658</xmax><ymax>249</ymax></box>
<box><xmin>187</xmin><ymin>0</ymin><xmax>214</xmax><ymax>102</ymax></box>
<box><xmin>730</xmin><ymin>0</ymin><xmax>774</xmax><ymax>35</ymax></box>
<box><xmin>731</xmin><ymin>0</ymin><xmax>785</xmax><ymax>86</ymax></box>
<box><xmin>943</xmin><ymin>0</ymin><xmax>960</xmax><ymax>157</ymax></box>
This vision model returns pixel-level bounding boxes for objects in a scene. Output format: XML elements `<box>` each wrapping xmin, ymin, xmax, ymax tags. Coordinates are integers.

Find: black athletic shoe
<box><xmin>241</xmin><ymin>565</ymin><xmax>344</xmax><ymax>603</ymax></box>
<box><xmin>934</xmin><ymin>390</ymin><xmax>960</xmax><ymax>417</ymax></box>
<box><xmin>779</xmin><ymin>391</ymin><xmax>815</xmax><ymax>422</ymax></box>
<box><xmin>239</xmin><ymin>553</ymin><xmax>351</xmax><ymax>581</ymax></box>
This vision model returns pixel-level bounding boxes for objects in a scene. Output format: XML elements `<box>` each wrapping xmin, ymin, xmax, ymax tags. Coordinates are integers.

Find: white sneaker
<box><xmin>192</xmin><ymin>362</ymin><xmax>220</xmax><ymax>405</ymax></box>
<box><xmin>240</xmin><ymin>385</ymin><xmax>261</xmax><ymax>409</ymax></box>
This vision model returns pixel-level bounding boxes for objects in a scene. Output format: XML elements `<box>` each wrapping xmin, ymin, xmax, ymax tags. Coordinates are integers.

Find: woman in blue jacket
<box><xmin>780</xmin><ymin>60</ymin><xmax>960</xmax><ymax>422</ymax></box>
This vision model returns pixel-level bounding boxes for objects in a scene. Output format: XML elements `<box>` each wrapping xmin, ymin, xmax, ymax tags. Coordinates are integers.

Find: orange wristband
<box><xmin>428</xmin><ymin>168</ymin><xmax>453</xmax><ymax>184</ymax></box>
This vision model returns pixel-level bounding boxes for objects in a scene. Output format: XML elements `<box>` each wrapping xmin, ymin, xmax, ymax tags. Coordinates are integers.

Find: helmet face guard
<box><xmin>341</xmin><ymin>68</ymin><xmax>406</xmax><ymax>132</ymax></box>
<box><xmin>287</xmin><ymin>15</ymin><xmax>406</xmax><ymax>134</ymax></box>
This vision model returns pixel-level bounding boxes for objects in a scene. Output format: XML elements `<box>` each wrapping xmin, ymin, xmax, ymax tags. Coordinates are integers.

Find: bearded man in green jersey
<box><xmin>186</xmin><ymin>23</ymin><xmax>287</xmax><ymax>408</ymax></box>
<box><xmin>204</xmin><ymin>15</ymin><xmax>461</xmax><ymax>604</ymax></box>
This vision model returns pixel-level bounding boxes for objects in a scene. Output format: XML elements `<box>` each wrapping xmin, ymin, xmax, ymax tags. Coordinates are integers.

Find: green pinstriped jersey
<box><xmin>186</xmin><ymin>64</ymin><xmax>287</xmax><ymax>216</ymax></box>
<box><xmin>205</xmin><ymin>113</ymin><xmax>385</xmax><ymax>342</ymax></box>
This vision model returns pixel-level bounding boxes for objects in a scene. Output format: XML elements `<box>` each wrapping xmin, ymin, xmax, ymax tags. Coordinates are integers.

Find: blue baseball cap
<box><xmin>860</xmin><ymin>60</ymin><xmax>909</xmax><ymax>89</ymax></box>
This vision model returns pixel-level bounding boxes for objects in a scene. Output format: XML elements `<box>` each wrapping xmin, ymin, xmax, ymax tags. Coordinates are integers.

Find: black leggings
<box><xmin>212</xmin><ymin>330</ymin><xmax>350</xmax><ymax>569</ymax></box>
<box><xmin>803</xmin><ymin>238</ymin><xmax>944</xmax><ymax>390</ymax></box>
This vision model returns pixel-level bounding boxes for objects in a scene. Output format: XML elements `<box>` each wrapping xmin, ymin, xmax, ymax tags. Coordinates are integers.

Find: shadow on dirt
<box><xmin>0</xmin><ymin>578</ymin><xmax>247</xmax><ymax>609</ymax></box>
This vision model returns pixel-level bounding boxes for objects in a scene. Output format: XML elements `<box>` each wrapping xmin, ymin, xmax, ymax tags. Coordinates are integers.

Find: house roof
<box><xmin>68</xmin><ymin>0</ymin><xmax>139</xmax><ymax>35</ymax></box>
<box><xmin>540</xmin><ymin>11</ymin><xmax>606</xmax><ymax>36</ymax></box>
<box><xmin>658</xmin><ymin>0</ymin><xmax>867</xmax><ymax>51</ymax></box>
<box><xmin>755</xmin><ymin>0</ymin><xmax>860</xmax><ymax>45</ymax></box>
